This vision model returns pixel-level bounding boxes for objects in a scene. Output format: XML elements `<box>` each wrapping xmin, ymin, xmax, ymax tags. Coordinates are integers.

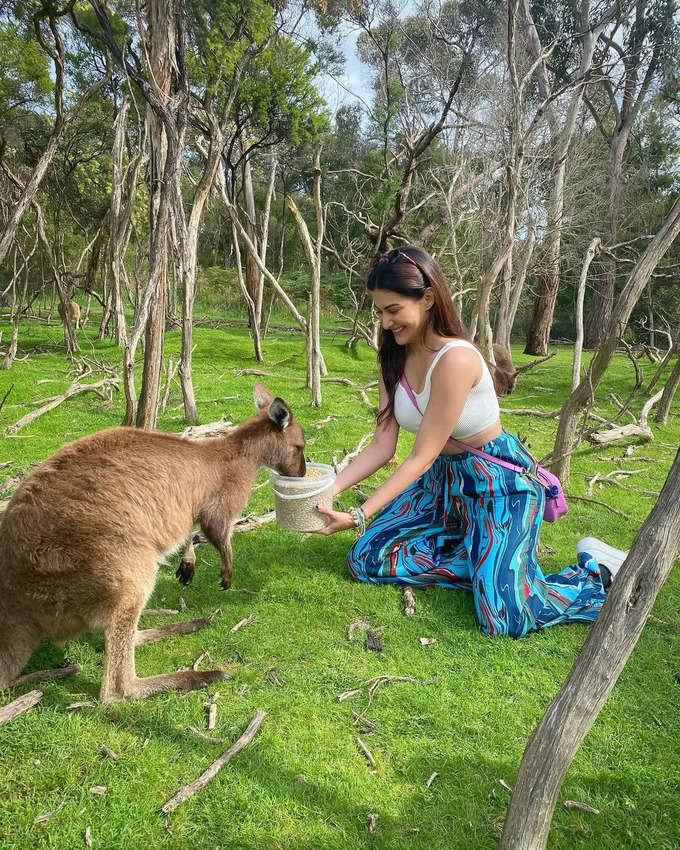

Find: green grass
<box><xmin>0</xmin><ymin>316</ymin><xmax>679</xmax><ymax>850</ymax></box>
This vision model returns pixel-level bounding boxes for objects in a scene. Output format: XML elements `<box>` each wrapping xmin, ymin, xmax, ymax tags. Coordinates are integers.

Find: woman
<box><xmin>315</xmin><ymin>246</ymin><xmax>626</xmax><ymax>638</ymax></box>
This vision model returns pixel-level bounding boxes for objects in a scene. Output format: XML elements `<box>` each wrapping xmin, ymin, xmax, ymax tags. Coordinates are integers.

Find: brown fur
<box><xmin>0</xmin><ymin>384</ymin><xmax>305</xmax><ymax>701</ymax></box>
<box><xmin>57</xmin><ymin>299</ymin><xmax>81</xmax><ymax>330</ymax></box>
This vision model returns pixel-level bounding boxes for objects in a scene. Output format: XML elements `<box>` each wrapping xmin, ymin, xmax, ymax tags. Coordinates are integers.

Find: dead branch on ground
<box><xmin>0</xmin><ymin>689</ymin><xmax>43</xmax><ymax>725</ymax></box>
<box><xmin>5</xmin><ymin>377</ymin><xmax>119</xmax><ymax>435</ymax></box>
<box><xmin>13</xmin><ymin>663</ymin><xmax>82</xmax><ymax>686</ymax></box>
<box><xmin>161</xmin><ymin>709</ymin><xmax>266</xmax><ymax>814</ymax></box>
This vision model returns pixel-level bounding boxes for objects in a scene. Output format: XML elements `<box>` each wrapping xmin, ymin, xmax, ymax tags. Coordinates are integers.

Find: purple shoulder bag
<box><xmin>398</xmin><ymin>374</ymin><xmax>567</xmax><ymax>522</ymax></box>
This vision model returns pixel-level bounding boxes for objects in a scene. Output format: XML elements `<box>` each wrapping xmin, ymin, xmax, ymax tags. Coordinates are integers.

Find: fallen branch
<box><xmin>0</xmin><ymin>689</ymin><xmax>43</xmax><ymax>725</ymax></box>
<box><xmin>161</xmin><ymin>709</ymin><xmax>266</xmax><ymax>814</ymax></box>
<box><xmin>403</xmin><ymin>588</ymin><xmax>416</xmax><ymax>617</ymax></box>
<box><xmin>181</xmin><ymin>419</ymin><xmax>234</xmax><ymax>440</ymax></box>
<box><xmin>205</xmin><ymin>693</ymin><xmax>218</xmax><ymax>730</ymax></box>
<box><xmin>5</xmin><ymin>377</ymin><xmax>119</xmax><ymax>435</ymax></box>
<box><xmin>188</xmin><ymin>726</ymin><xmax>224</xmax><ymax>745</ymax></box>
<box><xmin>229</xmin><ymin>614</ymin><xmax>254</xmax><ymax>634</ymax></box>
<box><xmin>563</xmin><ymin>800</ymin><xmax>600</xmax><ymax>815</ymax></box>
<box><xmin>356</xmin><ymin>736</ymin><xmax>376</xmax><ymax>767</ymax></box>
<box><xmin>13</xmin><ymin>662</ymin><xmax>82</xmax><ymax>686</ymax></box>
<box><xmin>233</xmin><ymin>511</ymin><xmax>276</xmax><ymax>533</ymax></box>
<box><xmin>499</xmin><ymin>406</ymin><xmax>561</xmax><ymax>418</ymax></box>
<box><xmin>566</xmin><ymin>493</ymin><xmax>640</xmax><ymax>522</ymax></box>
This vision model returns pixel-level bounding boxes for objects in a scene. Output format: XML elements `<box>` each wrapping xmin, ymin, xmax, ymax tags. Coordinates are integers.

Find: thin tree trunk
<box><xmin>571</xmin><ymin>238</ymin><xmax>601</xmax><ymax>391</ymax></box>
<box><xmin>500</xmin><ymin>448</ymin><xmax>680</xmax><ymax>850</ymax></box>
<box><xmin>231</xmin><ymin>222</ymin><xmax>262</xmax><ymax>361</ymax></box>
<box><xmin>552</xmin><ymin>197</ymin><xmax>680</xmax><ymax>482</ymax></box>
<box><xmin>241</xmin><ymin>143</ymin><xmax>260</xmax><ymax>309</ymax></box>
<box><xmin>257</xmin><ymin>154</ymin><xmax>278</xmax><ymax>331</ymax></box>
<box><xmin>496</xmin><ymin>218</ymin><xmax>536</xmax><ymax>350</ymax></box>
<box><xmin>522</xmin><ymin>0</ymin><xmax>601</xmax><ymax>356</ymax></box>
<box><xmin>655</xmin><ymin>355</ymin><xmax>680</xmax><ymax>425</ymax></box>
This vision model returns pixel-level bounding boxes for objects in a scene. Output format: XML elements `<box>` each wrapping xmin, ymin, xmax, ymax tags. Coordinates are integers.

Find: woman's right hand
<box><xmin>312</xmin><ymin>506</ymin><xmax>355</xmax><ymax>535</ymax></box>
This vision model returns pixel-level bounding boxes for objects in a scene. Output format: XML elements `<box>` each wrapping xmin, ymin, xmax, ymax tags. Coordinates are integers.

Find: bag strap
<box><xmin>398</xmin><ymin>373</ymin><xmax>530</xmax><ymax>476</ymax></box>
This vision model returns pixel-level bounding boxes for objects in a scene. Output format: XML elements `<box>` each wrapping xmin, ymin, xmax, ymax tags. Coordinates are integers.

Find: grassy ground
<box><xmin>0</xmin><ymin>315</ymin><xmax>679</xmax><ymax>850</ymax></box>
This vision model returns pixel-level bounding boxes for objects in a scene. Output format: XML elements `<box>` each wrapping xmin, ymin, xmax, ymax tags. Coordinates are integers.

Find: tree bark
<box><xmin>571</xmin><ymin>238</ymin><xmax>601</xmax><ymax>391</ymax></box>
<box><xmin>522</xmin><ymin>0</ymin><xmax>604</xmax><ymax>356</ymax></box>
<box><xmin>552</xmin><ymin>196</ymin><xmax>680</xmax><ymax>482</ymax></box>
<box><xmin>655</xmin><ymin>355</ymin><xmax>680</xmax><ymax>425</ymax></box>
<box><xmin>500</xmin><ymin>449</ymin><xmax>680</xmax><ymax>850</ymax></box>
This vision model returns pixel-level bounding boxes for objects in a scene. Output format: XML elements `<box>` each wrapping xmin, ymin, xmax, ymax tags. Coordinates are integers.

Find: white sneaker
<box><xmin>577</xmin><ymin>537</ymin><xmax>628</xmax><ymax>580</ymax></box>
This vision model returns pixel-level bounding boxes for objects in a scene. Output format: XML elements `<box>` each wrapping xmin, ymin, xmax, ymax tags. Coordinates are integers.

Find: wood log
<box><xmin>0</xmin><ymin>690</ymin><xmax>43</xmax><ymax>725</ymax></box>
<box><xmin>500</xmin><ymin>449</ymin><xmax>680</xmax><ymax>849</ymax></box>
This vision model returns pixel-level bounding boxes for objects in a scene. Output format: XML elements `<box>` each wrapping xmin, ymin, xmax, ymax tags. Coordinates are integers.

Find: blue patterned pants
<box><xmin>348</xmin><ymin>432</ymin><xmax>607</xmax><ymax>637</ymax></box>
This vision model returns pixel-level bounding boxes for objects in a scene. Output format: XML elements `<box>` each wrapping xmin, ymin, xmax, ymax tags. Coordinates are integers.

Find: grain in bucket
<box><xmin>270</xmin><ymin>463</ymin><xmax>335</xmax><ymax>531</ymax></box>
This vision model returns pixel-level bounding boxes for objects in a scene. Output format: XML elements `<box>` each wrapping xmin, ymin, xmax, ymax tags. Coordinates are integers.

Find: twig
<box><xmin>192</xmin><ymin>650</ymin><xmax>214</xmax><ymax>671</ymax></box>
<box><xmin>205</xmin><ymin>693</ymin><xmax>218</xmax><ymax>730</ymax></box>
<box><xmin>356</xmin><ymin>736</ymin><xmax>376</xmax><ymax>767</ymax></box>
<box><xmin>337</xmin><ymin>688</ymin><xmax>360</xmax><ymax>702</ymax></box>
<box><xmin>563</xmin><ymin>800</ymin><xmax>600</xmax><ymax>815</ymax></box>
<box><xmin>425</xmin><ymin>771</ymin><xmax>439</xmax><ymax>788</ymax></box>
<box><xmin>187</xmin><ymin>726</ymin><xmax>224</xmax><ymax>745</ymax></box>
<box><xmin>0</xmin><ymin>689</ymin><xmax>43</xmax><ymax>725</ymax></box>
<box><xmin>101</xmin><ymin>746</ymin><xmax>120</xmax><ymax>761</ymax></box>
<box><xmin>142</xmin><ymin>608</ymin><xmax>180</xmax><ymax>616</ymax></box>
<box><xmin>367</xmin><ymin>813</ymin><xmax>378</xmax><ymax>835</ymax></box>
<box><xmin>0</xmin><ymin>382</ymin><xmax>14</xmax><ymax>413</ymax></box>
<box><xmin>13</xmin><ymin>662</ymin><xmax>82</xmax><ymax>686</ymax></box>
<box><xmin>403</xmin><ymin>588</ymin><xmax>416</xmax><ymax>617</ymax></box>
<box><xmin>347</xmin><ymin>619</ymin><xmax>371</xmax><ymax>641</ymax></box>
<box><xmin>67</xmin><ymin>701</ymin><xmax>95</xmax><ymax>710</ymax></box>
<box><xmin>229</xmin><ymin>614</ymin><xmax>254</xmax><ymax>634</ymax></box>
<box><xmin>34</xmin><ymin>802</ymin><xmax>65</xmax><ymax>824</ymax></box>
<box><xmin>565</xmin><ymin>493</ymin><xmax>640</xmax><ymax>522</ymax></box>
<box><xmin>161</xmin><ymin>709</ymin><xmax>266</xmax><ymax>814</ymax></box>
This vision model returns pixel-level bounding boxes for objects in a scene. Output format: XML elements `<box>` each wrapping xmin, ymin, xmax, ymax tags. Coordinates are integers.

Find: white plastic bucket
<box><xmin>270</xmin><ymin>462</ymin><xmax>335</xmax><ymax>532</ymax></box>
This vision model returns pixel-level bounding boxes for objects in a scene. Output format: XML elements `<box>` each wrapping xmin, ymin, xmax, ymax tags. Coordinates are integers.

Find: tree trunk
<box><xmin>496</xmin><ymin>218</ymin><xmax>535</xmax><ymax>350</ymax></box>
<box><xmin>521</xmin><ymin>0</ymin><xmax>600</xmax><ymax>356</ymax></box>
<box><xmin>257</xmin><ymin>154</ymin><xmax>278</xmax><ymax>331</ymax></box>
<box><xmin>287</xmin><ymin>148</ymin><xmax>325</xmax><ymax>406</ymax></box>
<box><xmin>500</xmin><ymin>448</ymin><xmax>680</xmax><ymax>850</ymax></box>
<box><xmin>129</xmin><ymin>0</ymin><xmax>177</xmax><ymax>428</ymax></box>
<box><xmin>241</xmin><ymin>145</ymin><xmax>260</xmax><ymax>310</ymax></box>
<box><xmin>655</xmin><ymin>355</ymin><xmax>680</xmax><ymax>425</ymax></box>
<box><xmin>552</xmin><ymin>196</ymin><xmax>680</xmax><ymax>482</ymax></box>
<box><xmin>584</xmin><ymin>136</ymin><xmax>626</xmax><ymax>347</ymax></box>
<box><xmin>571</xmin><ymin>238</ymin><xmax>601</xmax><ymax>391</ymax></box>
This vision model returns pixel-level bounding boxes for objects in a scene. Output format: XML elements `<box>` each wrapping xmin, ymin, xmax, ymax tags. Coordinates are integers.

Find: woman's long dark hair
<box><xmin>367</xmin><ymin>245</ymin><xmax>470</xmax><ymax>425</ymax></box>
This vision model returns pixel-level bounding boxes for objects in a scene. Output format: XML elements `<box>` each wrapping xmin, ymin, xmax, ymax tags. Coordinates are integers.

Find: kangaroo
<box><xmin>0</xmin><ymin>383</ymin><xmax>305</xmax><ymax>702</ymax></box>
<box><xmin>57</xmin><ymin>299</ymin><xmax>81</xmax><ymax>330</ymax></box>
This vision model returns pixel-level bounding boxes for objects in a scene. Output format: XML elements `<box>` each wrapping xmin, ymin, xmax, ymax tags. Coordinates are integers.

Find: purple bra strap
<box><xmin>398</xmin><ymin>373</ymin><xmax>528</xmax><ymax>475</ymax></box>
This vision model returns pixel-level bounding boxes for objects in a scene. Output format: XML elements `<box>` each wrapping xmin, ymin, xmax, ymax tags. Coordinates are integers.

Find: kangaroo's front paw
<box><xmin>176</xmin><ymin>560</ymin><xmax>195</xmax><ymax>586</ymax></box>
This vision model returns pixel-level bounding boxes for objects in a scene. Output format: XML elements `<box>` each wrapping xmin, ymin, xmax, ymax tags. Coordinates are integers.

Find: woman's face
<box><xmin>372</xmin><ymin>287</ymin><xmax>433</xmax><ymax>347</ymax></box>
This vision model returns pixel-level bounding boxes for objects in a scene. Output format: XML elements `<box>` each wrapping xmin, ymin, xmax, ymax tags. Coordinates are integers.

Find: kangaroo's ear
<box><xmin>268</xmin><ymin>397</ymin><xmax>291</xmax><ymax>430</ymax></box>
<box><xmin>254</xmin><ymin>382</ymin><xmax>274</xmax><ymax>410</ymax></box>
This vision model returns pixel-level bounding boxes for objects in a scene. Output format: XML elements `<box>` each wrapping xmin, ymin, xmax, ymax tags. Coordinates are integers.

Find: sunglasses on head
<box><xmin>381</xmin><ymin>249</ymin><xmax>429</xmax><ymax>283</ymax></box>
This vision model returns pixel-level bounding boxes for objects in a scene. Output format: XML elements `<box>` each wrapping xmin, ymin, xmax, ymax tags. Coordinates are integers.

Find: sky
<box><xmin>311</xmin><ymin>20</ymin><xmax>373</xmax><ymax>118</ymax></box>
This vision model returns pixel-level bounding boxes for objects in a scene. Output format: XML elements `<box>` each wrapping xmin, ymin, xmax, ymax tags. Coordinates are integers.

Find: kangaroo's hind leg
<box><xmin>99</xmin><ymin>564</ymin><xmax>228</xmax><ymax>702</ymax></box>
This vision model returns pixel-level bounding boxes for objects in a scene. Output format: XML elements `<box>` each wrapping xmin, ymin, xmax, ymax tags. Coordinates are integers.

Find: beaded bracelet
<box><xmin>348</xmin><ymin>506</ymin><xmax>366</xmax><ymax>536</ymax></box>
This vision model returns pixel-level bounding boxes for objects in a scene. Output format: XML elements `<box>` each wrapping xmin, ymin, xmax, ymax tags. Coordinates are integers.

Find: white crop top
<box><xmin>393</xmin><ymin>340</ymin><xmax>500</xmax><ymax>439</ymax></box>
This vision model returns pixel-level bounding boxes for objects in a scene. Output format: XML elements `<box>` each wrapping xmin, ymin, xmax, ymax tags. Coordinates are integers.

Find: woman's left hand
<box><xmin>313</xmin><ymin>505</ymin><xmax>355</xmax><ymax>535</ymax></box>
